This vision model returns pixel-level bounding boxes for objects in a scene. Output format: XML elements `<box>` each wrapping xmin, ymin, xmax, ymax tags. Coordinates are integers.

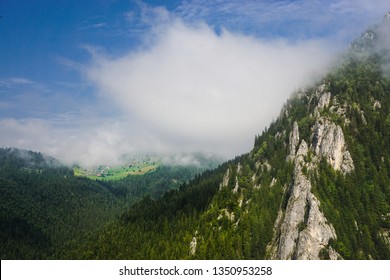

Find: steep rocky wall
<box><xmin>311</xmin><ymin>117</ymin><xmax>354</xmax><ymax>174</ymax></box>
<box><xmin>269</xmin><ymin>86</ymin><xmax>354</xmax><ymax>259</ymax></box>
<box><xmin>270</xmin><ymin>139</ymin><xmax>338</xmax><ymax>259</ymax></box>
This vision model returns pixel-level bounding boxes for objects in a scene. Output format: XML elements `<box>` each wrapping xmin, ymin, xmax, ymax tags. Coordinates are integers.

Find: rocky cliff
<box><xmin>266</xmin><ymin>84</ymin><xmax>355</xmax><ymax>260</ymax></box>
<box><xmin>190</xmin><ymin>82</ymin><xmax>358</xmax><ymax>259</ymax></box>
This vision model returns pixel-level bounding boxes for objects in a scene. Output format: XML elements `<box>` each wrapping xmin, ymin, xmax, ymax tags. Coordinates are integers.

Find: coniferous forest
<box><xmin>2</xmin><ymin>15</ymin><xmax>390</xmax><ymax>260</ymax></box>
<box><xmin>0</xmin><ymin>148</ymin><xmax>214</xmax><ymax>259</ymax></box>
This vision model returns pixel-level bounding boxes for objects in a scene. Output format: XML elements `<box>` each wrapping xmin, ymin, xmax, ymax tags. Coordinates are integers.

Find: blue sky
<box><xmin>0</xmin><ymin>0</ymin><xmax>389</xmax><ymax>166</ymax></box>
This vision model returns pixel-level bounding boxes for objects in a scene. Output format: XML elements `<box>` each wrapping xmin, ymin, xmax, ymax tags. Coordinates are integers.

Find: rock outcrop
<box><xmin>288</xmin><ymin>121</ymin><xmax>300</xmax><ymax>160</ymax></box>
<box><xmin>268</xmin><ymin>87</ymin><xmax>354</xmax><ymax>259</ymax></box>
<box><xmin>317</xmin><ymin>91</ymin><xmax>331</xmax><ymax>110</ymax></box>
<box><xmin>219</xmin><ymin>168</ymin><xmax>230</xmax><ymax>190</ymax></box>
<box><xmin>269</xmin><ymin>138</ymin><xmax>338</xmax><ymax>259</ymax></box>
<box><xmin>190</xmin><ymin>235</ymin><xmax>197</xmax><ymax>256</ymax></box>
<box><xmin>311</xmin><ymin>117</ymin><xmax>354</xmax><ymax>174</ymax></box>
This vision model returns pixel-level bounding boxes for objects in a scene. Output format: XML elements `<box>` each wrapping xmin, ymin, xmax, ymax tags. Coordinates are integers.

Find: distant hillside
<box><xmin>0</xmin><ymin>148</ymin><xmax>216</xmax><ymax>259</ymax></box>
<box><xmin>0</xmin><ymin>148</ymin><xmax>122</xmax><ymax>259</ymax></box>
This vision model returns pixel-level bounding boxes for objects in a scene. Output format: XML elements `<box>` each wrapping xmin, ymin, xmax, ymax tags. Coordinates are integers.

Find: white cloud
<box><xmin>0</xmin><ymin>118</ymin><xmax>141</xmax><ymax>167</ymax></box>
<box><xmin>3</xmin><ymin>20</ymin><xmax>335</xmax><ymax>166</ymax></box>
<box><xmin>3</xmin><ymin>1</ymin><xmax>388</xmax><ymax>166</ymax></box>
<box><xmin>0</xmin><ymin>77</ymin><xmax>35</xmax><ymax>89</ymax></box>
<box><xmin>86</xmin><ymin>20</ymin><xmax>334</xmax><ymax>159</ymax></box>
<box><xmin>175</xmin><ymin>0</ymin><xmax>390</xmax><ymax>43</ymax></box>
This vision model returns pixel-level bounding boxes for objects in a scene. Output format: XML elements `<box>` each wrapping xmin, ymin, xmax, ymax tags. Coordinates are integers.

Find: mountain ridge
<box><xmin>186</xmin><ymin>46</ymin><xmax>390</xmax><ymax>259</ymax></box>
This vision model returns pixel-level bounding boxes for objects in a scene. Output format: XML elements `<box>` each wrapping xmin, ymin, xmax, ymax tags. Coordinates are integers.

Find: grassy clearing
<box><xmin>73</xmin><ymin>160</ymin><xmax>159</xmax><ymax>181</ymax></box>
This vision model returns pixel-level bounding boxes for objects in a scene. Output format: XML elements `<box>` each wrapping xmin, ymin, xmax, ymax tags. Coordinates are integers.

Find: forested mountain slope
<box><xmin>79</xmin><ymin>14</ymin><xmax>390</xmax><ymax>260</ymax></box>
<box><xmin>0</xmin><ymin>148</ymin><xmax>212</xmax><ymax>259</ymax></box>
<box><xmin>0</xmin><ymin>148</ymin><xmax>125</xmax><ymax>259</ymax></box>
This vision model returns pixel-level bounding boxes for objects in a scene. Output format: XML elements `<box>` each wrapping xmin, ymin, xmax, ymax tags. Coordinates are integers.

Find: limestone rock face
<box><xmin>268</xmin><ymin>84</ymin><xmax>356</xmax><ymax>259</ymax></box>
<box><xmin>288</xmin><ymin>122</ymin><xmax>300</xmax><ymax>160</ymax></box>
<box><xmin>190</xmin><ymin>236</ymin><xmax>197</xmax><ymax>256</ymax></box>
<box><xmin>317</xmin><ymin>91</ymin><xmax>331</xmax><ymax>110</ymax></box>
<box><xmin>219</xmin><ymin>168</ymin><xmax>230</xmax><ymax>190</ymax></box>
<box><xmin>340</xmin><ymin>151</ymin><xmax>354</xmax><ymax>174</ymax></box>
<box><xmin>232</xmin><ymin>163</ymin><xmax>242</xmax><ymax>193</ymax></box>
<box><xmin>311</xmin><ymin>117</ymin><xmax>354</xmax><ymax>174</ymax></box>
<box><xmin>313</xmin><ymin>84</ymin><xmax>332</xmax><ymax>117</ymax></box>
<box><xmin>194</xmin><ymin>78</ymin><xmax>358</xmax><ymax>259</ymax></box>
<box><xmin>373</xmin><ymin>100</ymin><xmax>382</xmax><ymax>109</ymax></box>
<box><xmin>270</xmin><ymin>139</ymin><xmax>338</xmax><ymax>259</ymax></box>
<box><xmin>296</xmin><ymin>140</ymin><xmax>308</xmax><ymax>158</ymax></box>
<box><xmin>295</xmin><ymin>191</ymin><xmax>337</xmax><ymax>259</ymax></box>
<box><xmin>275</xmin><ymin>141</ymin><xmax>311</xmax><ymax>259</ymax></box>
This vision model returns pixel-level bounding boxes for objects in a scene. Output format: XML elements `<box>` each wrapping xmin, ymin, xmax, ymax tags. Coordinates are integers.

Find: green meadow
<box><xmin>73</xmin><ymin>160</ymin><xmax>159</xmax><ymax>181</ymax></box>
